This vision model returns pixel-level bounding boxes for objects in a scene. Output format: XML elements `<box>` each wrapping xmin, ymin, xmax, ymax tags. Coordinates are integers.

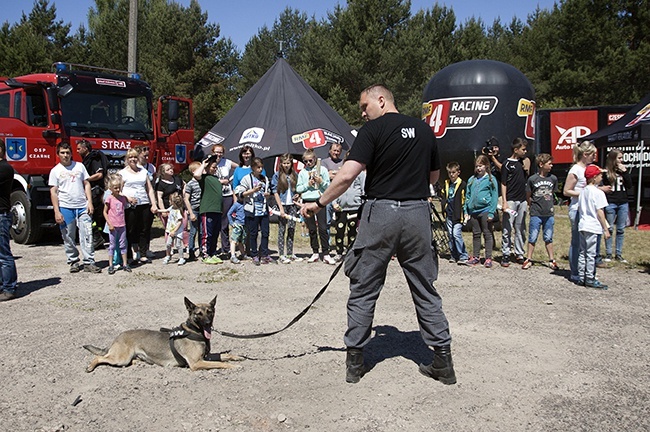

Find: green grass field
<box><xmin>451</xmin><ymin>205</ymin><xmax>650</xmax><ymax>269</ymax></box>
<box><xmin>192</xmin><ymin>204</ymin><xmax>649</xmax><ymax>270</ymax></box>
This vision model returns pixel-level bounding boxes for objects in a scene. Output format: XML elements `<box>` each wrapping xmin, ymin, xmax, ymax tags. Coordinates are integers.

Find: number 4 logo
<box><xmin>303</xmin><ymin>129</ymin><xmax>326</xmax><ymax>149</ymax></box>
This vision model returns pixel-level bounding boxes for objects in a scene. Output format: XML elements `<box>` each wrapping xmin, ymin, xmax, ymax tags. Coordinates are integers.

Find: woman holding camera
<box><xmin>602</xmin><ymin>149</ymin><xmax>632</xmax><ymax>263</ymax></box>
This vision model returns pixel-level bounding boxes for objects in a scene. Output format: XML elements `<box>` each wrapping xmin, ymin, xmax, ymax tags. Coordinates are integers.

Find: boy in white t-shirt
<box><xmin>577</xmin><ymin>165</ymin><xmax>611</xmax><ymax>289</ymax></box>
<box><xmin>49</xmin><ymin>142</ymin><xmax>101</xmax><ymax>273</ymax></box>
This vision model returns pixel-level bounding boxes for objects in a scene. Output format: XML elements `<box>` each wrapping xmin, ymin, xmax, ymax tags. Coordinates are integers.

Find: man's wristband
<box><xmin>316</xmin><ymin>198</ymin><xmax>326</xmax><ymax>208</ymax></box>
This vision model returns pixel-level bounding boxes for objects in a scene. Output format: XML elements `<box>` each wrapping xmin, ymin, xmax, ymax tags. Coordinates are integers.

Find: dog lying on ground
<box><xmin>84</xmin><ymin>295</ymin><xmax>243</xmax><ymax>372</ymax></box>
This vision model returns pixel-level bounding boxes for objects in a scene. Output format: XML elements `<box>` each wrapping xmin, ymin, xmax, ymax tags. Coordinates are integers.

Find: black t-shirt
<box><xmin>0</xmin><ymin>159</ymin><xmax>14</xmax><ymax>213</ymax></box>
<box><xmin>347</xmin><ymin>113</ymin><xmax>439</xmax><ymax>200</ymax></box>
<box><xmin>155</xmin><ymin>176</ymin><xmax>184</xmax><ymax>208</ymax></box>
<box><xmin>83</xmin><ymin>153</ymin><xmax>104</xmax><ymax>189</ymax></box>
<box><xmin>501</xmin><ymin>158</ymin><xmax>527</xmax><ymax>201</ymax></box>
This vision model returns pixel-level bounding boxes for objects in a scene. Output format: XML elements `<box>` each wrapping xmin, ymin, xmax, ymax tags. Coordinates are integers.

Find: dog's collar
<box><xmin>160</xmin><ymin>324</ymin><xmax>212</xmax><ymax>367</ymax></box>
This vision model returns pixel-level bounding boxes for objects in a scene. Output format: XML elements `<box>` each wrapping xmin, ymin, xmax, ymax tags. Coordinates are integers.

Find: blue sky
<box><xmin>3</xmin><ymin>0</ymin><xmax>558</xmax><ymax>51</ymax></box>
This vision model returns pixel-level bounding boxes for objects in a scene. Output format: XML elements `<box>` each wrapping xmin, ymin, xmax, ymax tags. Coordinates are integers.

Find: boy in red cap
<box><xmin>577</xmin><ymin>164</ymin><xmax>611</xmax><ymax>289</ymax></box>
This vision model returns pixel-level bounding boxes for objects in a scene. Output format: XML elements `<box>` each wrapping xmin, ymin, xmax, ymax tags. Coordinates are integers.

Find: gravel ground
<box><xmin>0</xmin><ymin>232</ymin><xmax>648</xmax><ymax>432</ymax></box>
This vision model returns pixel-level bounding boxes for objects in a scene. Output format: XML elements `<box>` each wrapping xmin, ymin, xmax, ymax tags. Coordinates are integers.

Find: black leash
<box><xmin>216</xmin><ymin>259</ymin><xmax>344</xmax><ymax>339</ymax></box>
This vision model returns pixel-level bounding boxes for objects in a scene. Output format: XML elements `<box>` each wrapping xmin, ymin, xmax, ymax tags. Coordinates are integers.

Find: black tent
<box><xmin>195</xmin><ymin>58</ymin><xmax>356</xmax><ymax>162</ymax></box>
<box><xmin>583</xmin><ymin>93</ymin><xmax>650</xmax><ymax>143</ymax></box>
<box><xmin>583</xmin><ymin>93</ymin><xmax>650</xmax><ymax>228</ymax></box>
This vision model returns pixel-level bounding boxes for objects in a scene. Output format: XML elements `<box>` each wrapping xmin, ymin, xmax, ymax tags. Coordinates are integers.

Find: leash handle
<box><xmin>216</xmin><ymin>260</ymin><xmax>344</xmax><ymax>339</ymax></box>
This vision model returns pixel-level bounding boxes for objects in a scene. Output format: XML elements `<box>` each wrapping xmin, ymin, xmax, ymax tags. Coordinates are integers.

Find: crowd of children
<box><xmin>93</xmin><ymin>139</ymin><xmax>625</xmax><ymax>293</ymax></box>
<box><xmin>439</xmin><ymin>138</ymin><xmax>629</xmax><ymax>290</ymax></box>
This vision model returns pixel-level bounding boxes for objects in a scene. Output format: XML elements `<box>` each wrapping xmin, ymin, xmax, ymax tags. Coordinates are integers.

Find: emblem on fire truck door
<box><xmin>175</xmin><ymin>145</ymin><xmax>187</xmax><ymax>164</ymax></box>
<box><xmin>6</xmin><ymin>138</ymin><xmax>27</xmax><ymax>162</ymax></box>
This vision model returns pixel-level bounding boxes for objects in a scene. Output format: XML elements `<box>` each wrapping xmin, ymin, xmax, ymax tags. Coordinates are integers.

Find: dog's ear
<box><xmin>184</xmin><ymin>297</ymin><xmax>196</xmax><ymax>311</ymax></box>
<box><xmin>210</xmin><ymin>295</ymin><xmax>217</xmax><ymax>309</ymax></box>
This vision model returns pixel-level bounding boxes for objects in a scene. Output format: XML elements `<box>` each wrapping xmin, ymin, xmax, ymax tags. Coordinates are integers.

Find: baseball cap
<box><xmin>584</xmin><ymin>164</ymin><xmax>604</xmax><ymax>180</ymax></box>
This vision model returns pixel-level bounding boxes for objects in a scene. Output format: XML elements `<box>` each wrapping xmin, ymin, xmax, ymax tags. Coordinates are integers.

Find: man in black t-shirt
<box><xmin>301</xmin><ymin>85</ymin><xmax>455</xmax><ymax>385</ymax></box>
<box><xmin>0</xmin><ymin>139</ymin><xmax>18</xmax><ymax>301</ymax></box>
<box><xmin>77</xmin><ymin>140</ymin><xmax>106</xmax><ymax>249</ymax></box>
<box><xmin>500</xmin><ymin>138</ymin><xmax>529</xmax><ymax>266</ymax></box>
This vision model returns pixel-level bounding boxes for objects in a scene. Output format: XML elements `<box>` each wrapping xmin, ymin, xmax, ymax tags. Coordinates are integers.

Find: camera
<box><xmin>203</xmin><ymin>154</ymin><xmax>218</xmax><ymax>164</ymax></box>
<box><xmin>482</xmin><ymin>137</ymin><xmax>499</xmax><ymax>155</ymax></box>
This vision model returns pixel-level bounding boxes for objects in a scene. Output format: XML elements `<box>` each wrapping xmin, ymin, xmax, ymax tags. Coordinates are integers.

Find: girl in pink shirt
<box><xmin>103</xmin><ymin>175</ymin><xmax>131</xmax><ymax>274</ymax></box>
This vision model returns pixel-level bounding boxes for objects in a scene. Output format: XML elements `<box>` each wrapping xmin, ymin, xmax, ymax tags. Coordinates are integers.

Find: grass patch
<box><xmin>196</xmin><ymin>268</ymin><xmax>240</xmax><ymax>284</ymax></box>
<box><xmin>457</xmin><ymin>205</ymin><xmax>650</xmax><ymax>266</ymax></box>
<box><xmin>132</xmin><ymin>271</ymin><xmax>179</xmax><ymax>281</ymax></box>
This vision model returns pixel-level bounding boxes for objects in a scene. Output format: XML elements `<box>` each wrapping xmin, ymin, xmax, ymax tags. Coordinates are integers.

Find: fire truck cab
<box><xmin>0</xmin><ymin>62</ymin><xmax>194</xmax><ymax>244</ymax></box>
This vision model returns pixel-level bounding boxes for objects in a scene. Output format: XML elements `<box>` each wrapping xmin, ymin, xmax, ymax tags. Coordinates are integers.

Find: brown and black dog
<box><xmin>84</xmin><ymin>295</ymin><xmax>243</xmax><ymax>372</ymax></box>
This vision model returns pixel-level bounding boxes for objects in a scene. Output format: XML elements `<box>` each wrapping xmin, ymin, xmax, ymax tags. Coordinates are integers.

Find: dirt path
<box><xmin>1</xmin><ymin>234</ymin><xmax>648</xmax><ymax>432</ymax></box>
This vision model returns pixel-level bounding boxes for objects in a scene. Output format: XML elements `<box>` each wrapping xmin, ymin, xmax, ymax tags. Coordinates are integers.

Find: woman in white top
<box><xmin>212</xmin><ymin>144</ymin><xmax>238</xmax><ymax>256</ymax></box>
<box><xmin>119</xmin><ymin>148</ymin><xmax>158</xmax><ymax>264</ymax></box>
<box><xmin>563</xmin><ymin>141</ymin><xmax>599</xmax><ymax>282</ymax></box>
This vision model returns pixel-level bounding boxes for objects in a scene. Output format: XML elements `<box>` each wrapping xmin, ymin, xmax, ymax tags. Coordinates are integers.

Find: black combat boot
<box><xmin>346</xmin><ymin>348</ymin><xmax>367</xmax><ymax>384</ymax></box>
<box><xmin>419</xmin><ymin>345</ymin><xmax>456</xmax><ymax>385</ymax></box>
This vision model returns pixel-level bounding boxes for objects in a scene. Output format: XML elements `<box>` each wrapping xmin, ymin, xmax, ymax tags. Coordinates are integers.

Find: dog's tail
<box><xmin>83</xmin><ymin>345</ymin><xmax>108</xmax><ymax>356</ymax></box>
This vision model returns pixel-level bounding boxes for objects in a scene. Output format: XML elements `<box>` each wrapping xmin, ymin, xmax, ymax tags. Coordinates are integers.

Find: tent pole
<box><xmin>634</xmin><ymin>139</ymin><xmax>644</xmax><ymax>229</ymax></box>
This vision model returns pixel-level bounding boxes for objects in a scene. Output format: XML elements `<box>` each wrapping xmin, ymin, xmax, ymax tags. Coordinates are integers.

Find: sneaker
<box><xmin>260</xmin><ymin>256</ymin><xmax>271</xmax><ymax>265</ymax></box>
<box><xmin>0</xmin><ymin>291</ymin><xmax>16</xmax><ymax>302</ymax></box>
<box><xmin>466</xmin><ymin>256</ymin><xmax>480</xmax><ymax>266</ymax></box>
<box><xmin>333</xmin><ymin>254</ymin><xmax>343</xmax><ymax>263</ymax></box>
<box><xmin>230</xmin><ymin>255</ymin><xmax>241</xmax><ymax>264</ymax></box>
<box><xmin>162</xmin><ymin>256</ymin><xmax>170</xmax><ymax>265</ymax></box>
<box><xmin>307</xmin><ymin>253</ymin><xmax>320</xmax><ymax>263</ymax></box>
<box><xmin>123</xmin><ymin>265</ymin><xmax>132</xmax><ymax>273</ymax></box>
<box><xmin>500</xmin><ymin>257</ymin><xmax>510</xmax><ymax>268</ymax></box>
<box><xmin>211</xmin><ymin>256</ymin><xmax>223</xmax><ymax>264</ymax></box>
<box><xmin>177</xmin><ymin>258</ymin><xmax>186</xmax><ymax>266</ymax></box>
<box><xmin>484</xmin><ymin>258</ymin><xmax>493</xmax><ymax>268</ymax></box>
<box><xmin>521</xmin><ymin>259</ymin><xmax>532</xmax><ymax>270</ymax></box>
<box><xmin>290</xmin><ymin>255</ymin><xmax>303</xmax><ymax>262</ymax></box>
<box><xmin>146</xmin><ymin>250</ymin><xmax>155</xmax><ymax>259</ymax></box>
<box><xmin>548</xmin><ymin>260</ymin><xmax>559</xmax><ymax>271</ymax></box>
<box><xmin>253</xmin><ymin>256</ymin><xmax>260</xmax><ymax>266</ymax></box>
<box><xmin>585</xmin><ymin>279</ymin><xmax>608</xmax><ymax>290</ymax></box>
<box><xmin>108</xmin><ymin>267</ymin><xmax>116</xmax><ymax>275</ymax></box>
<box><xmin>457</xmin><ymin>258</ymin><xmax>468</xmax><ymax>265</ymax></box>
<box><xmin>84</xmin><ymin>263</ymin><xmax>102</xmax><ymax>273</ymax></box>
<box><xmin>279</xmin><ymin>255</ymin><xmax>291</xmax><ymax>264</ymax></box>
<box><xmin>69</xmin><ymin>262</ymin><xmax>81</xmax><ymax>273</ymax></box>
<box><xmin>323</xmin><ymin>255</ymin><xmax>337</xmax><ymax>265</ymax></box>
<box><xmin>139</xmin><ymin>256</ymin><xmax>150</xmax><ymax>264</ymax></box>
<box><xmin>615</xmin><ymin>255</ymin><xmax>628</xmax><ymax>263</ymax></box>
<box><xmin>603</xmin><ymin>255</ymin><xmax>612</xmax><ymax>262</ymax></box>
<box><xmin>515</xmin><ymin>255</ymin><xmax>525</xmax><ymax>264</ymax></box>
<box><xmin>448</xmin><ymin>258</ymin><xmax>457</xmax><ymax>264</ymax></box>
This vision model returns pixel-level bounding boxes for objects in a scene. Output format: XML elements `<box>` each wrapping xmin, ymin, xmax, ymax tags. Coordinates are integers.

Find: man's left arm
<box><xmin>429</xmin><ymin>169</ymin><xmax>440</xmax><ymax>189</ymax></box>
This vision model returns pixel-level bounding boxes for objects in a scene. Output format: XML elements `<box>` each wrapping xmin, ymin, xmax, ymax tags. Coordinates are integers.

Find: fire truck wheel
<box><xmin>10</xmin><ymin>190</ymin><xmax>43</xmax><ymax>245</ymax></box>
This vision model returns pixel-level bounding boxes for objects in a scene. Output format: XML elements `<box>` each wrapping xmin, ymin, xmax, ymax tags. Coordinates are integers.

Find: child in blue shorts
<box><xmin>522</xmin><ymin>154</ymin><xmax>559</xmax><ymax>270</ymax></box>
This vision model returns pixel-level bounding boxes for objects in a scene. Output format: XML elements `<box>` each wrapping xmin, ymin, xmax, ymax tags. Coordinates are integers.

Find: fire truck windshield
<box><xmin>61</xmin><ymin>91</ymin><xmax>153</xmax><ymax>138</ymax></box>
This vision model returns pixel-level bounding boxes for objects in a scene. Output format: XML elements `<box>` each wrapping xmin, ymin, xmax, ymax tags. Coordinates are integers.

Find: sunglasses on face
<box><xmin>304</xmin><ymin>159</ymin><xmax>315</xmax><ymax>163</ymax></box>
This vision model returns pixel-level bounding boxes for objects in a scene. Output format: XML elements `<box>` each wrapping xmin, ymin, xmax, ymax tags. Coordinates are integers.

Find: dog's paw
<box><xmin>223</xmin><ymin>354</ymin><xmax>245</xmax><ymax>362</ymax></box>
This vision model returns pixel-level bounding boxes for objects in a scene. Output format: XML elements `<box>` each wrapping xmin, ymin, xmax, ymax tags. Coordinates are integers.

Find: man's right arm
<box><xmin>50</xmin><ymin>186</ymin><xmax>63</xmax><ymax>224</ymax></box>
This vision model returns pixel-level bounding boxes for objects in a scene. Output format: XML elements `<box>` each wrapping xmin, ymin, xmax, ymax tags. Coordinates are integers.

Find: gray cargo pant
<box><xmin>343</xmin><ymin>199</ymin><xmax>451</xmax><ymax>349</ymax></box>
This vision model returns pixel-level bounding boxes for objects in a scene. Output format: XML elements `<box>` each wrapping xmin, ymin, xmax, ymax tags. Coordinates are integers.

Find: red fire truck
<box><xmin>0</xmin><ymin>62</ymin><xmax>194</xmax><ymax>244</ymax></box>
